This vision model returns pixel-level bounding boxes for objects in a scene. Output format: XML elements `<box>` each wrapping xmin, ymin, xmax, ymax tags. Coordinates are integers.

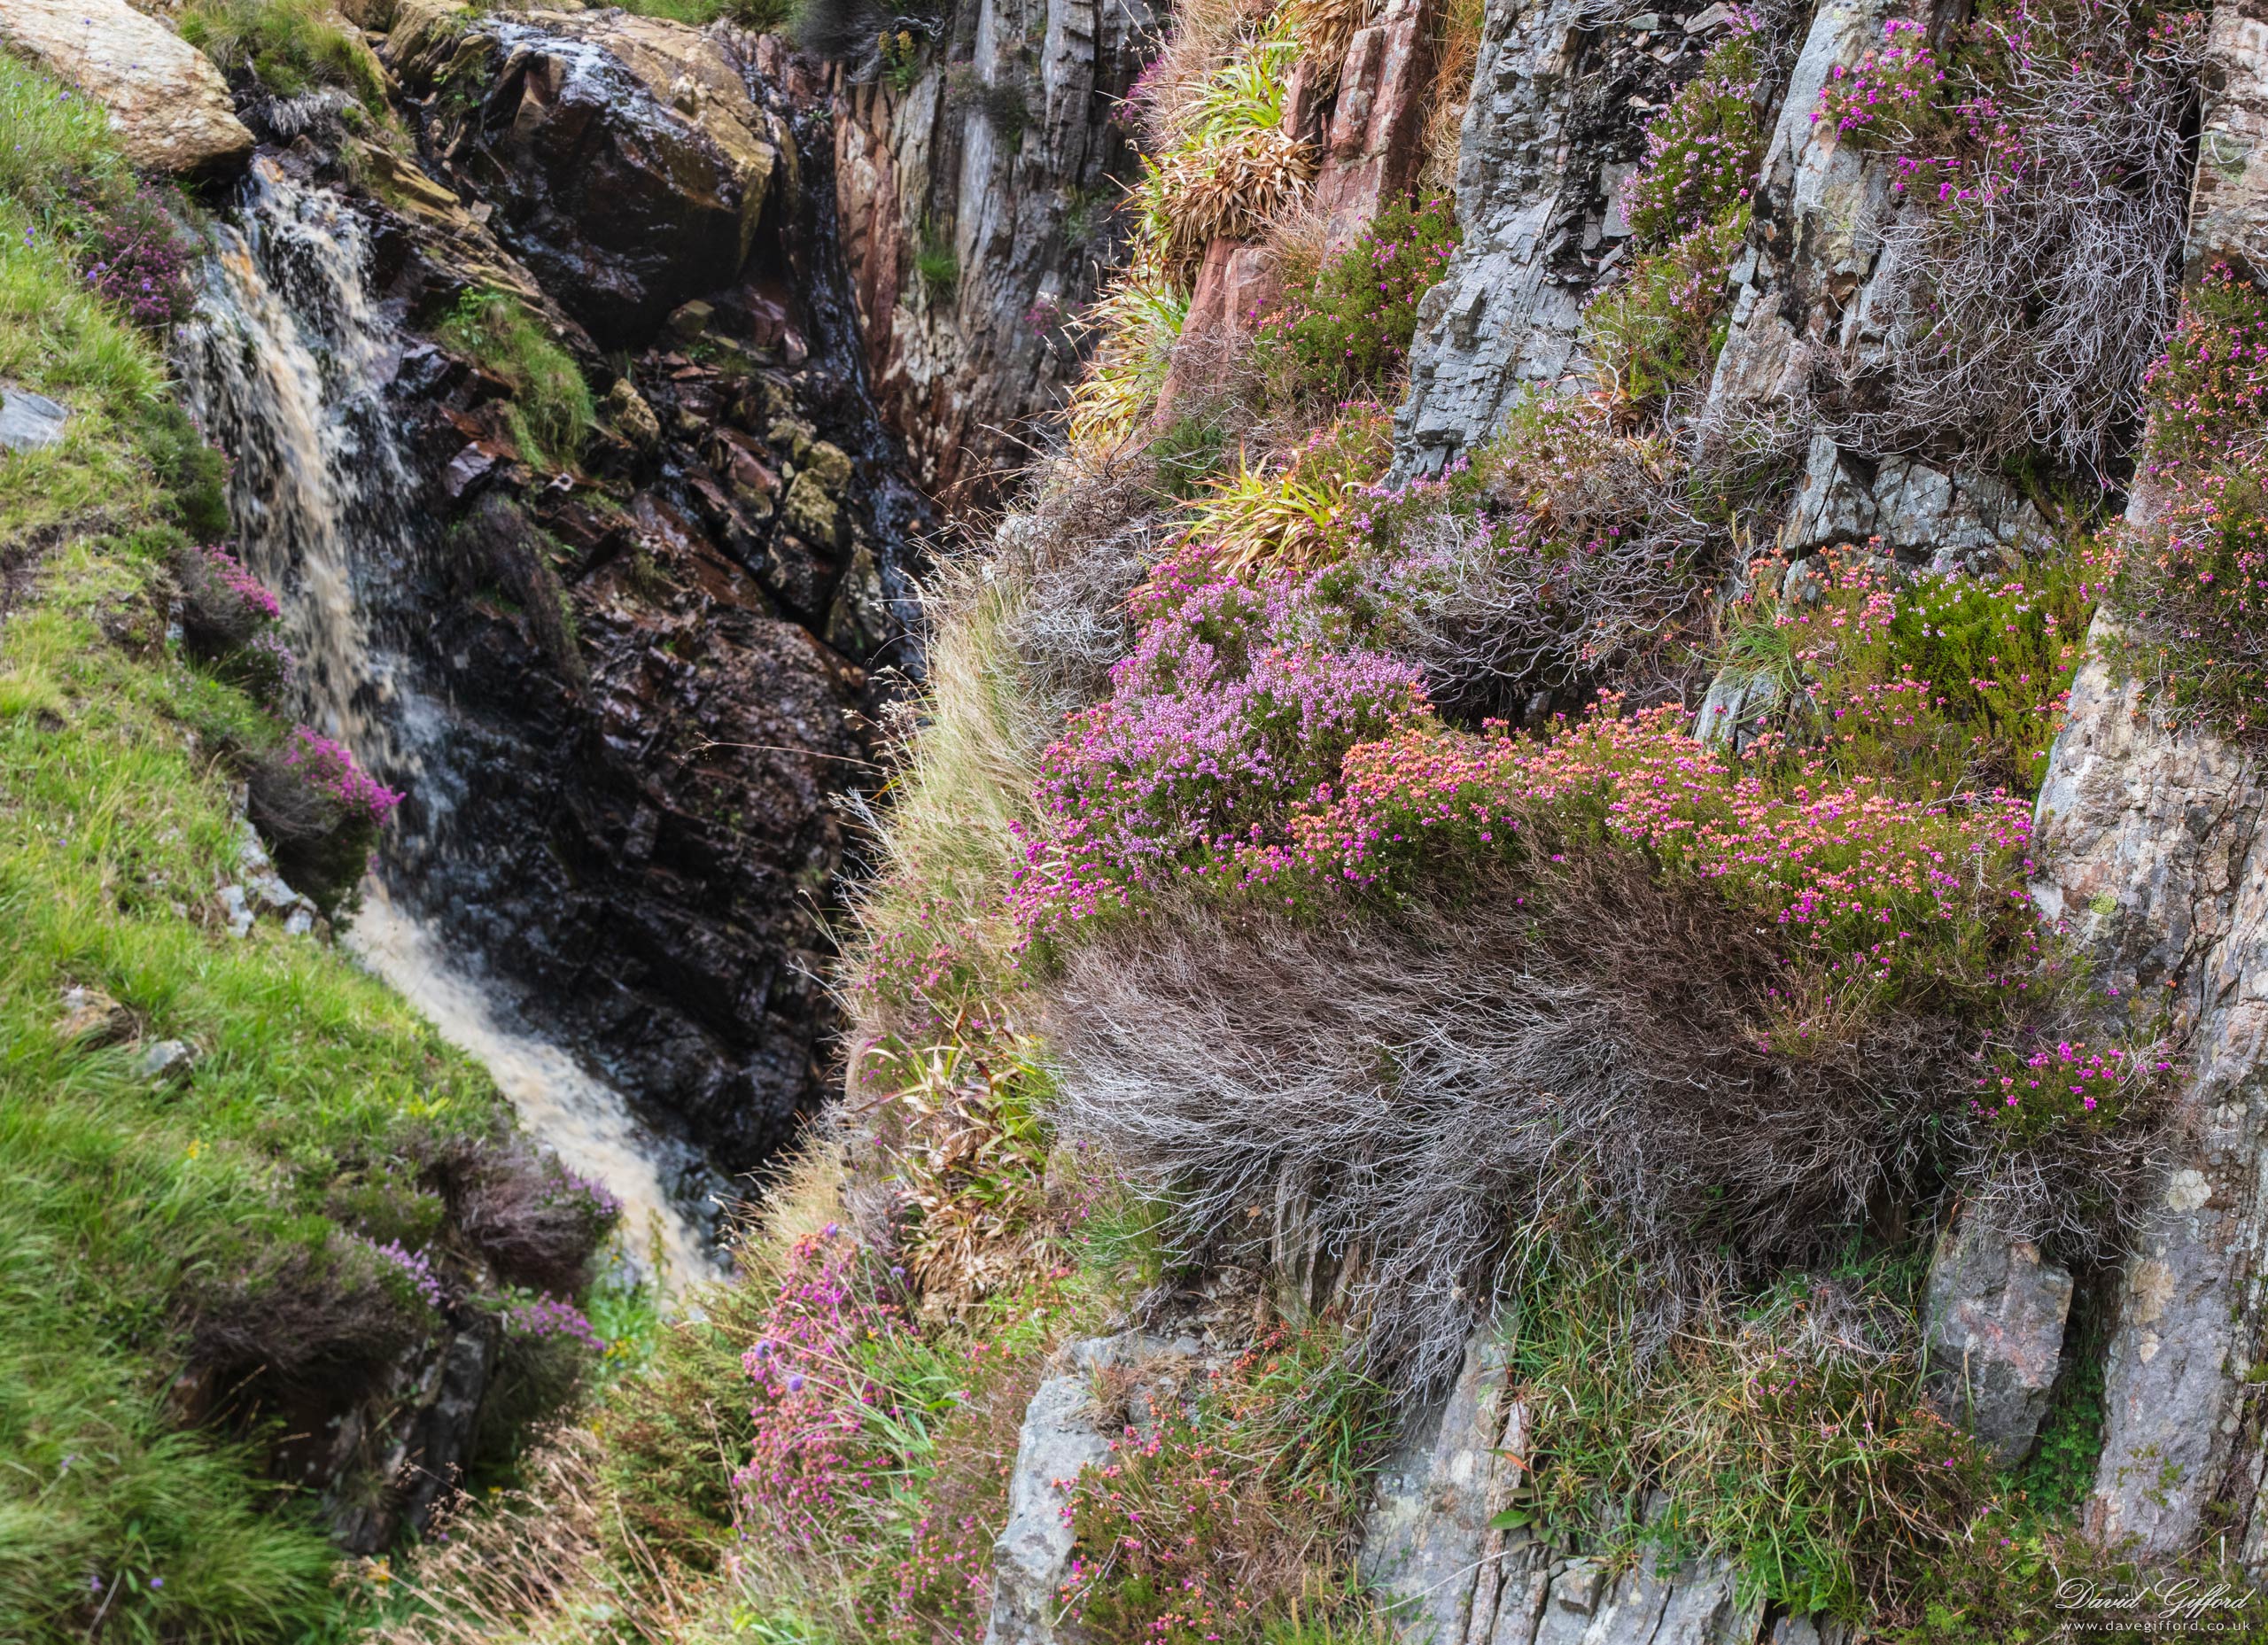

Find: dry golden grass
<box><xmin>1419</xmin><ymin>0</ymin><xmax>1486</xmax><ymax>195</ymax></box>
<box><xmin>1285</xmin><ymin>0</ymin><xmax>1380</xmax><ymax>88</ymax></box>
<box><xmin>1148</xmin><ymin>126</ymin><xmax>1317</xmax><ymax>278</ymax></box>
<box><xmin>1131</xmin><ymin>0</ymin><xmax>1278</xmax><ymax>149</ymax></box>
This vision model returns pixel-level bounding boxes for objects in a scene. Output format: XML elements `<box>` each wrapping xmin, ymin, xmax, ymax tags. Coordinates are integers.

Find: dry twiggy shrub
<box><xmin>1821</xmin><ymin>0</ymin><xmax>2206</xmax><ymax>475</ymax></box>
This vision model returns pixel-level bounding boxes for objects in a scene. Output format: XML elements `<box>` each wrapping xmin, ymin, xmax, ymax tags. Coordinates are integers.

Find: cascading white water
<box><xmin>175</xmin><ymin>158</ymin><xmax>722</xmax><ymax>1290</ymax></box>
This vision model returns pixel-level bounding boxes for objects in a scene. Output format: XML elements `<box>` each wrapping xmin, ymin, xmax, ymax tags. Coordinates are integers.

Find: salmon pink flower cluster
<box><xmin>1240</xmin><ymin>705</ymin><xmax>2039</xmax><ymax>972</ymax></box>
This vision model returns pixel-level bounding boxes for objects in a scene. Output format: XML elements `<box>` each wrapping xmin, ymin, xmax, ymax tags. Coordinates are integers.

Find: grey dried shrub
<box><xmin>1041</xmin><ymin>857</ymin><xmax>1974</xmax><ymax>1390</ymax></box>
<box><xmin>1824</xmin><ymin>0</ymin><xmax>2206</xmax><ymax>475</ymax></box>
<box><xmin>1040</xmin><ymin>852</ymin><xmax>2160</xmax><ymax>1391</ymax></box>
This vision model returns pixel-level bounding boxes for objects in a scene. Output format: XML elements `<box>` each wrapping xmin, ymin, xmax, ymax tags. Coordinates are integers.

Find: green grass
<box><xmin>0</xmin><ymin>54</ymin><xmax>527</xmax><ymax>1641</ymax></box>
<box><xmin>435</xmin><ymin>287</ymin><xmax>594</xmax><ymax>473</ymax></box>
<box><xmin>180</xmin><ymin>0</ymin><xmax>390</xmax><ymax>110</ymax></box>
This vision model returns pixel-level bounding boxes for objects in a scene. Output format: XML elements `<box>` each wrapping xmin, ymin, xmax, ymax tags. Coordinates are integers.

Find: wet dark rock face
<box><xmin>311</xmin><ymin>9</ymin><xmax>936</xmax><ymax>1174</ymax></box>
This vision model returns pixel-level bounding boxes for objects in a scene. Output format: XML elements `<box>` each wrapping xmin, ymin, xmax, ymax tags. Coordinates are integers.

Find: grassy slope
<box><xmin>0</xmin><ymin>54</ymin><xmax>519</xmax><ymax>1645</ymax></box>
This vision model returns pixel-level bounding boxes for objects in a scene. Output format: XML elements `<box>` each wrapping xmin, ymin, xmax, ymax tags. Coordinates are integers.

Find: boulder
<box><xmin>1922</xmin><ymin>1211</ymin><xmax>2075</xmax><ymax>1467</ymax></box>
<box><xmin>0</xmin><ymin>385</ymin><xmax>68</xmax><ymax>452</ymax></box>
<box><xmin>400</xmin><ymin>12</ymin><xmax>792</xmax><ymax>345</ymax></box>
<box><xmin>0</xmin><ymin>0</ymin><xmax>253</xmax><ymax>174</ymax></box>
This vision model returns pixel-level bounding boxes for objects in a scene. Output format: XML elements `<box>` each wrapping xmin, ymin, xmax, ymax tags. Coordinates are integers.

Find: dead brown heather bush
<box><xmin>1821</xmin><ymin>0</ymin><xmax>2206</xmax><ymax>476</ymax></box>
<box><xmin>434</xmin><ymin>1134</ymin><xmax>615</xmax><ymax>1294</ymax></box>
<box><xmin>1039</xmin><ymin>855</ymin><xmax>2156</xmax><ymax>1392</ymax></box>
<box><xmin>185</xmin><ymin>1238</ymin><xmax>425</xmax><ymax>1394</ymax></box>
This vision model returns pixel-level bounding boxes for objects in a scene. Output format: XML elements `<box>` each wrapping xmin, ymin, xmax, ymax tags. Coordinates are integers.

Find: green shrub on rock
<box><xmin>436</xmin><ymin>285</ymin><xmax>594</xmax><ymax>473</ymax></box>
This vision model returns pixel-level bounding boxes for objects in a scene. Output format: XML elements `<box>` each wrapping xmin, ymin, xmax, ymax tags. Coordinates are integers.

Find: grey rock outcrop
<box><xmin>1922</xmin><ymin>1210</ymin><xmax>2074</xmax><ymax>1467</ymax></box>
<box><xmin>1362</xmin><ymin>1331</ymin><xmax>1798</xmax><ymax>1645</ymax></box>
<box><xmin>0</xmin><ymin>386</ymin><xmax>68</xmax><ymax>452</ymax></box>
<box><xmin>1395</xmin><ymin>2</ymin><xmax>1754</xmax><ymax>473</ymax></box>
<box><xmin>1394</xmin><ymin>0</ymin><xmax>1590</xmax><ymax>471</ymax></box>
<box><xmin>2027</xmin><ymin>0</ymin><xmax>2268</xmax><ymax>1566</ymax></box>
<box><xmin>0</xmin><ymin>0</ymin><xmax>254</xmax><ymax>173</ymax></box>
<box><xmin>834</xmin><ymin>0</ymin><xmax>1154</xmax><ymax>502</ymax></box>
<box><xmin>985</xmin><ymin>1332</ymin><xmax>1200</xmax><ymax>1645</ymax></box>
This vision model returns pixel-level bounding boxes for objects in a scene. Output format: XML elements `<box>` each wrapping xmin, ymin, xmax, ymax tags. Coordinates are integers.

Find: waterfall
<box><xmin>175</xmin><ymin>159</ymin><xmax>724</xmax><ymax>1290</ymax></box>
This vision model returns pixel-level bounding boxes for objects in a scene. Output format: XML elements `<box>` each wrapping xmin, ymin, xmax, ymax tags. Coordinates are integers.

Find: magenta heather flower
<box><xmin>502</xmin><ymin>1292</ymin><xmax>604</xmax><ymax>1347</ymax></box>
<box><xmin>1010</xmin><ymin>555</ymin><xmax>1428</xmax><ymax>933</ymax></box>
<box><xmin>357</xmin><ymin>1235</ymin><xmax>445</xmax><ymax>1313</ymax></box>
<box><xmin>198</xmin><ymin>545</ymin><xmax>283</xmax><ymax>622</ymax></box>
<box><xmin>282</xmin><ymin>725</ymin><xmax>404</xmax><ymax>826</ymax></box>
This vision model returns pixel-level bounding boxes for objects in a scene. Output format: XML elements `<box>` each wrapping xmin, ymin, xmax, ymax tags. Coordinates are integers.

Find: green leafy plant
<box><xmin>1583</xmin><ymin>207</ymin><xmax>1747</xmax><ymax>412</ymax></box>
<box><xmin>180</xmin><ymin>0</ymin><xmax>390</xmax><ymax>109</ymax></box>
<box><xmin>1256</xmin><ymin>195</ymin><xmax>1461</xmax><ymax>399</ymax></box>
<box><xmin>435</xmin><ymin>286</ymin><xmax>594</xmax><ymax>472</ymax></box>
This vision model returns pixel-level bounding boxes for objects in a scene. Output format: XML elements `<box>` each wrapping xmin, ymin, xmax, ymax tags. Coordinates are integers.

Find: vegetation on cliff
<box><xmin>0</xmin><ymin>51</ymin><xmax>617</xmax><ymax>1641</ymax></box>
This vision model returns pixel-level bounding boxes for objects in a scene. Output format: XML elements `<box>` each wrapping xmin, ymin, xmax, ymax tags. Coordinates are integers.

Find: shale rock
<box><xmin>1922</xmin><ymin>1211</ymin><xmax>2074</xmax><ymax>1467</ymax></box>
<box><xmin>1396</xmin><ymin>1</ymin><xmax>1724</xmax><ymax>471</ymax></box>
<box><xmin>832</xmin><ymin>0</ymin><xmax>1155</xmax><ymax>500</ymax></box>
<box><xmin>0</xmin><ymin>0</ymin><xmax>254</xmax><ymax>173</ymax></box>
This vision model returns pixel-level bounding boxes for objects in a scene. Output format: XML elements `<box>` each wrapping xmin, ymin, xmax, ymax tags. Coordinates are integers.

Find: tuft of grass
<box><xmin>180</xmin><ymin>0</ymin><xmax>391</xmax><ymax>109</ymax></box>
<box><xmin>435</xmin><ymin>287</ymin><xmax>594</xmax><ymax>473</ymax></box>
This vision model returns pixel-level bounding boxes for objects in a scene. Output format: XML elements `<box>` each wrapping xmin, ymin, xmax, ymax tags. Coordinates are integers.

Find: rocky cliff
<box><xmin>831</xmin><ymin>0</ymin><xmax>1157</xmax><ymax>501</ymax></box>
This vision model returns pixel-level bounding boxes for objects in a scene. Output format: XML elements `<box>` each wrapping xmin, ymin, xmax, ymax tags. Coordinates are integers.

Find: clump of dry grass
<box><xmin>1284</xmin><ymin>0</ymin><xmax>1381</xmax><ymax>88</ymax></box>
<box><xmin>1418</xmin><ymin>0</ymin><xmax>1485</xmax><ymax>194</ymax></box>
<box><xmin>1039</xmin><ymin>852</ymin><xmax>2151</xmax><ymax>1393</ymax></box>
<box><xmin>1130</xmin><ymin>0</ymin><xmax>1281</xmax><ymax>150</ymax></box>
<box><xmin>362</xmin><ymin>1427</ymin><xmax>704</xmax><ymax>1644</ymax></box>
<box><xmin>1145</xmin><ymin>127</ymin><xmax>1317</xmax><ymax>279</ymax></box>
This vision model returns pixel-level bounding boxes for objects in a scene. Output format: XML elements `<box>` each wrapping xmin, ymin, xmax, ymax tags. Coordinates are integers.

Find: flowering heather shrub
<box><xmin>357</xmin><ymin>1236</ymin><xmax>447</xmax><ymax>1315</ymax></box>
<box><xmin>2140</xmin><ymin>262</ymin><xmax>2268</xmax><ymax>477</ymax></box>
<box><xmin>2109</xmin><ymin>268</ymin><xmax>2268</xmax><ymax>732</ymax></box>
<box><xmin>201</xmin><ymin>544</ymin><xmax>281</xmax><ymax>622</ymax></box>
<box><xmin>283</xmin><ymin>724</ymin><xmax>404</xmax><ymax>826</ymax></box>
<box><xmin>445</xmin><ymin>1139</ymin><xmax>621</xmax><ymax>1293</ymax></box>
<box><xmin>1729</xmin><ymin>540</ymin><xmax>2112</xmax><ymax>794</ymax></box>
<box><xmin>1255</xmin><ymin>195</ymin><xmax>1461</xmax><ymax>396</ymax></box>
<box><xmin>175</xmin><ymin>542</ymin><xmax>297</xmax><ymax>702</ymax></box>
<box><xmin>1237</xmin><ymin>704</ymin><xmax>2041</xmax><ymax>997</ymax></box>
<box><xmin>1821</xmin><ymin>0</ymin><xmax>2205</xmax><ymax>470</ymax></box>
<box><xmin>501</xmin><ymin>1290</ymin><xmax>604</xmax><ymax>1349</ymax></box>
<box><xmin>1622</xmin><ymin>30</ymin><xmax>1761</xmax><ymax>245</ymax></box>
<box><xmin>732</xmin><ymin>1225</ymin><xmax>905</xmax><ymax>1550</ymax></box>
<box><xmin>1058</xmin><ymin>1329</ymin><xmax>1385</xmax><ymax>1644</ymax></box>
<box><xmin>1010</xmin><ymin>559</ymin><xmax>1428</xmax><ymax>933</ymax></box>
<box><xmin>1976</xmin><ymin>1036</ymin><xmax>2170</xmax><ymax>1137</ymax></box>
<box><xmin>1584</xmin><ymin>208</ymin><xmax>1749</xmax><ymax>411</ymax></box>
<box><xmin>2110</xmin><ymin>477</ymin><xmax>2268</xmax><ymax>733</ymax></box>
<box><xmin>75</xmin><ymin>180</ymin><xmax>194</xmax><ymax>330</ymax></box>
<box><xmin>1813</xmin><ymin>19</ymin><xmax>1944</xmax><ymax>148</ymax></box>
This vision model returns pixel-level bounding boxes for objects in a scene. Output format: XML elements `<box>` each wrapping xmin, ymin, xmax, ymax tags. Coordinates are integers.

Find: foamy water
<box><xmin>346</xmin><ymin>885</ymin><xmax>725</xmax><ymax>1292</ymax></box>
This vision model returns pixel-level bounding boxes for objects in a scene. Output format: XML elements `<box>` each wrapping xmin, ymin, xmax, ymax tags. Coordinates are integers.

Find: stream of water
<box><xmin>175</xmin><ymin>159</ymin><xmax>722</xmax><ymax>1292</ymax></box>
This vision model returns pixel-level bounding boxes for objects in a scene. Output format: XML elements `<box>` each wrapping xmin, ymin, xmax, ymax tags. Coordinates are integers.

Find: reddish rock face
<box><xmin>1311</xmin><ymin>0</ymin><xmax>1441</xmax><ymax>247</ymax></box>
<box><xmin>829</xmin><ymin>0</ymin><xmax>1159</xmax><ymax>506</ymax></box>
